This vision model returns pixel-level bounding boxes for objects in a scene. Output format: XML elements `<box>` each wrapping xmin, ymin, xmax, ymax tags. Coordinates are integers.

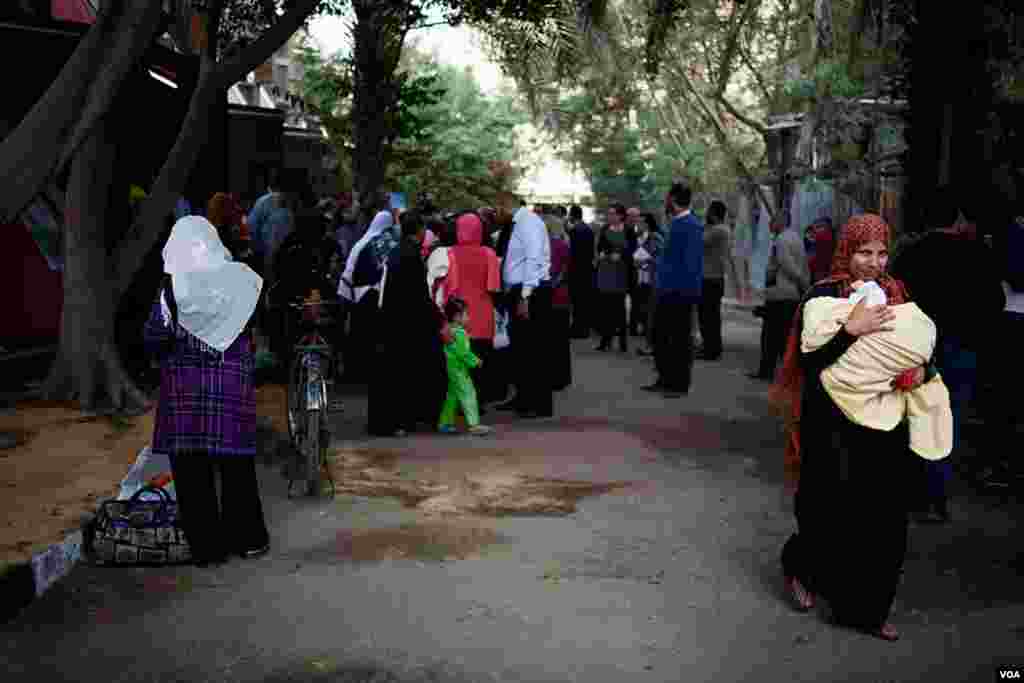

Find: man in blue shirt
<box><xmin>644</xmin><ymin>182</ymin><xmax>703</xmax><ymax>397</ymax></box>
<box><xmin>247</xmin><ymin>172</ymin><xmax>285</xmax><ymax>273</ymax></box>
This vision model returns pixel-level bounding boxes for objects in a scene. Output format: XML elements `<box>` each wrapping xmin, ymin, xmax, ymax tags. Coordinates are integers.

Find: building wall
<box><xmin>282</xmin><ymin>130</ymin><xmax>336</xmax><ymax>198</ymax></box>
<box><xmin>227</xmin><ymin>107</ymin><xmax>284</xmax><ymax>204</ymax></box>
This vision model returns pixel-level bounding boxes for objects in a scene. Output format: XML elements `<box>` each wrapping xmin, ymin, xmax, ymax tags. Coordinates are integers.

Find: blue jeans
<box><xmin>928</xmin><ymin>338</ymin><xmax>978</xmax><ymax>502</ymax></box>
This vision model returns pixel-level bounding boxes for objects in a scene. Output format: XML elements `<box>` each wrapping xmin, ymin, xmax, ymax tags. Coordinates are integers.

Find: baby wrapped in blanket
<box><xmin>801</xmin><ymin>281</ymin><xmax>953</xmax><ymax>460</ymax></box>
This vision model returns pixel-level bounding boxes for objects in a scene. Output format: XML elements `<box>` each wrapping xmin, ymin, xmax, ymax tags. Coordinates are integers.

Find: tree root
<box><xmin>41</xmin><ymin>340</ymin><xmax>151</xmax><ymax>415</ymax></box>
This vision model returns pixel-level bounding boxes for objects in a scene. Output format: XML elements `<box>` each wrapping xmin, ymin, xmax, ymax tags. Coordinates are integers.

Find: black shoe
<box><xmin>595</xmin><ymin>343</ymin><xmax>610</xmax><ymax>352</ymax></box>
<box><xmin>194</xmin><ymin>554</ymin><xmax>230</xmax><ymax>568</ymax></box>
<box><xmin>636</xmin><ymin>348</ymin><xmax>654</xmax><ymax>357</ymax></box>
<box><xmin>496</xmin><ymin>400</ymin><xmax>521</xmax><ymax>412</ymax></box>
<box><xmin>238</xmin><ymin>543</ymin><xmax>270</xmax><ymax>559</ymax></box>
<box><xmin>696</xmin><ymin>351</ymin><xmax>722</xmax><ymax>361</ymax></box>
<box><xmin>747</xmin><ymin>372</ymin><xmax>774</xmax><ymax>381</ymax></box>
<box><xmin>619</xmin><ymin>342</ymin><xmax>629</xmax><ymax>353</ymax></box>
<box><xmin>641</xmin><ymin>382</ymin><xmax>666</xmax><ymax>393</ymax></box>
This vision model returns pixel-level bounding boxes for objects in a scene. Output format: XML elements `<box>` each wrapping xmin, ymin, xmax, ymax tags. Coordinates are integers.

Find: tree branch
<box><xmin>736</xmin><ymin>42</ymin><xmax>774</xmax><ymax>105</ymax></box>
<box><xmin>0</xmin><ymin>0</ymin><xmax>116</xmax><ymax>222</ymax></box>
<box><xmin>206</xmin><ymin>0</ymin><xmax>226</xmax><ymax>60</ymax></box>
<box><xmin>714</xmin><ymin>92</ymin><xmax>768</xmax><ymax>136</ymax></box>
<box><xmin>215</xmin><ymin>0</ymin><xmax>322</xmax><ymax>88</ymax></box>
<box><xmin>663</xmin><ymin>45</ymin><xmax>775</xmax><ymax>219</ymax></box>
<box><xmin>54</xmin><ymin>0</ymin><xmax>166</xmax><ymax>179</ymax></box>
<box><xmin>714</xmin><ymin>0</ymin><xmax>761</xmax><ymax>97</ymax></box>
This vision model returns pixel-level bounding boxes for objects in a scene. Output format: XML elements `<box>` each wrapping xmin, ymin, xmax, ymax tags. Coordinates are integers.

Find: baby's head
<box><xmin>849</xmin><ymin>280</ymin><xmax>888</xmax><ymax>307</ymax></box>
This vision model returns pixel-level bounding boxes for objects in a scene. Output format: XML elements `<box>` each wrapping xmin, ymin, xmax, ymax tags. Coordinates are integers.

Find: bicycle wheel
<box><xmin>305</xmin><ymin>408</ymin><xmax>321</xmax><ymax>496</ymax></box>
<box><xmin>287</xmin><ymin>355</ymin><xmax>306</xmax><ymax>449</ymax></box>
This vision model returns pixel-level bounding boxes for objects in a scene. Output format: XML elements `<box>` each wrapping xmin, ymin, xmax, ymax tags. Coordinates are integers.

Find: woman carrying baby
<box><xmin>772</xmin><ymin>214</ymin><xmax>931</xmax><ymax>641</ymax></box>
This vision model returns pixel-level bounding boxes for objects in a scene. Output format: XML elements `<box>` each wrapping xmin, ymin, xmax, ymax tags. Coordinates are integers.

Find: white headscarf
<box><xmin>339</xmin><ymin>210</ymin><xmax>394</xmax><ymax>302</ymax></box>
<box><xmin>161</xmin><ymin>216</ymin><xmax>263</xmax><ymax>353</ymax></box>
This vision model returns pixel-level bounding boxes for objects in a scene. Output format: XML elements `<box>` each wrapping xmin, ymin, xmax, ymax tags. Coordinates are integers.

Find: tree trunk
<box><xmin>793</xmin><ymin>0</ymin><xmax>835</xmax><ymax>170</ymax></box>
<box><xmin>0</xmin><ymin>0</ymin><xmax>115</xmax><ymax>222</ymax></box>
<box><xmin>351</xmin><ymin>1</ymin><xmax>408</xmax><ymax>212</ymax></box>
<box><xmin>42</xmin><ymin>117</ymin><xmax>149</xmax><ymax>413</ymax></box>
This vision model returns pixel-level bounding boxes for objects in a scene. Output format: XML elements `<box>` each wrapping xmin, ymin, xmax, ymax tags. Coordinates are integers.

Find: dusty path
<box><xmin>1</xmin><ymin>311</ymin><xmax>1021</xmax><ymax>683</ymax></box>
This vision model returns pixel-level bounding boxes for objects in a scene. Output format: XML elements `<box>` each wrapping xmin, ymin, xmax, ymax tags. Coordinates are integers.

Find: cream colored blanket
<box><xmin>801</xmin><ymin>298</ymin><xmax>952</xmax><ymax>460</ymax></box>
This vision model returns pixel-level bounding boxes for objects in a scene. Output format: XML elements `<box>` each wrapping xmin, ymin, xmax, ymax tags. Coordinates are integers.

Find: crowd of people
<box><xmin>200</xmin><ymin>178</ymin><xmax>726</xmax><ymax>436</ymax></box>
<box><xmin>140</xmin><ymin>172</ymin><xmax>1022</xmax><ymax>646</ymax></box>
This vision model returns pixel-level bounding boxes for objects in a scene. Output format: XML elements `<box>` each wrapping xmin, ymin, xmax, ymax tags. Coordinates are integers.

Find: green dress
<box><xmin>439</xmin><ymin>324</ymin><xmax>483</xmax><ymax>427</ymax></box>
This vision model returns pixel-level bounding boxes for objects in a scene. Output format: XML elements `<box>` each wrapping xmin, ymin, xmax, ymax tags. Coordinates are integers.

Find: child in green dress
<box><xmin>439</xmin><ymin>297</ymin><xmax>492</xmax><ymax>435</ymax></box>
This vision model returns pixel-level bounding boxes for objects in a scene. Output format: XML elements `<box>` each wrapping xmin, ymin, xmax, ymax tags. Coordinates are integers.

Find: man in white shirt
<box><xmin>501</xmin><ymin>204</ymin><xmax>554</xmax><ymax>418</ymax></box>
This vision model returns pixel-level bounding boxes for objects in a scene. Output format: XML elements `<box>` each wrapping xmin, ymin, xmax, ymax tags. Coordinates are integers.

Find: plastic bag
<box><xmin>494</xmin><ymin>310</ymin><xmax>510</xmax><ymax>350</ymax></box>
<box><xmin>119</xmin><ymin>446</ymin><xmax>176</xmax><ymax>501</ymax></box>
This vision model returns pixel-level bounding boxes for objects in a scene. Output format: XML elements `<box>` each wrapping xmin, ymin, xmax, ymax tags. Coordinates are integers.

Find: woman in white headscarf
<box><xmin>143</xmin><ymin>216</ymin><xmax>268</xmax><ymax>567</ymax></box>
<box><xmin>338</xmin><ymin>210</ymin><xmax>398</xmax><ymax>382</ymax></box>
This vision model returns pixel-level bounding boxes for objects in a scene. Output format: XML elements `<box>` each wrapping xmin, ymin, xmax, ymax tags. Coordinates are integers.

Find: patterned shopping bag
<box><xmin>88</xmin><ymin>486</ymin><xmax>191</xmax><ymax>565</ymax></box>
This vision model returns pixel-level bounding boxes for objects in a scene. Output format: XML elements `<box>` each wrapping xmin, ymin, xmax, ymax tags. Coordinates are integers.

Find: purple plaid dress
<box><xmin>144</xmin><ymin>300</ymin><xmax>257</xmax><ymax>458</ymax></box>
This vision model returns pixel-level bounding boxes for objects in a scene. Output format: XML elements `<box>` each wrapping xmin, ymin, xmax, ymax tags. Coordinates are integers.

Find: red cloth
<box><xmin>0</xmin><ymin>223</ymin><xmax>62</xmax><ymax>344</ymax></box>
<box><xmin>421</xmin><ymin>229</ymin><xmax>437</xmax><ymax>259</ymax></box>
<box><xmin>770</xmin><ymin>214</ymin><xmax>909</xmax><ymax>493</ymax></box>
<box><xmin>810</xmin><ymin>225</ymin><xmax>835</xmax><ymax>282</ymax></box>
<box><xmin>447</xmin><ymin>214</ymin><xmax>500</xmax><ymax>340</ymax></box>
<box><xmin>550</xmin><ymin>237</ymin><xmax>571</xmax><ymax>308</ymax></box>
<box><xmin>51</xmin><ymin>0</ymin><xmax>95</xmax><ymax>23</ymax></box>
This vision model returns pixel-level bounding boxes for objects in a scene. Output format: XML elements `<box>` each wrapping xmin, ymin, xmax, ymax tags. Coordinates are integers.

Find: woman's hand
<box><xmin>843</xmin><ymin>299</ymin><xmax>895</xmax><ymax>337</ymax></box>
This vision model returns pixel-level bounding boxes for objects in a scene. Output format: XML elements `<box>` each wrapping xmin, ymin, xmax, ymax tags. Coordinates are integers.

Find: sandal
<box><xmin>872</xmin><ymin>623</ymin><xmax>900</xmax><ymax>641</ymax></box>
<box><xmin>785</xmin><ymin>575</ymin><xmax>815</xmax><ymax>611</ymax></box>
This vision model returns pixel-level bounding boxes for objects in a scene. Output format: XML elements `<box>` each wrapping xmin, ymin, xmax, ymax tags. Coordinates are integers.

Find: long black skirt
<box><xmin>346</xmin><ymin>291</ymin><xmax>380</xmax><ymax>383</ymax></box>
<box><xmin>367</xmin><ymin>339</ymin><xmax>446</xmax><ymax>436</ymax></box>
<box><xmin>781</xmin><ymin>400</ymin><xmax>916</xmax><ymax>630</ymax></box>
<box><xmin>551</xmin><ymin>307</ymin><xmax>572</xmax><ymax>391</ymax></box>
<box><xmin>169</xmin><ymin>453</ymin><xmax>269</xmax><ymax>564</ymax></box>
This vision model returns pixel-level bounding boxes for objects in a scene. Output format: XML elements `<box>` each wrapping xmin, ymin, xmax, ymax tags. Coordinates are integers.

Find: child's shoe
<box><xmin>439</xmin><ymin>425</ymin><xmax>458</xmax><ymax>435</ymax></box>
<box><xmin>468</xmin><ymin>425</ymin><xmax>493</xmax><ymax>436</ymax></box>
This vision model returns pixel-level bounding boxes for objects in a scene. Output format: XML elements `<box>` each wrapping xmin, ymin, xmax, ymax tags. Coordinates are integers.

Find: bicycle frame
<box><xmin>294</xmin><ymin>333</ymin><xmax>330</xmax><ymax>411</ymax></box>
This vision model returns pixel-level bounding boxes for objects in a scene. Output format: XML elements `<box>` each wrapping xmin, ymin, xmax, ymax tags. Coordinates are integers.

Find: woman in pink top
<box><xmin>446</xmin><ymin>212</ymin><xmax>502</xmax><ymax>403</ymax></box>
<box><xmin>547</xmin><ymin>211</ymin><xmax>573</xmax><ymax>392</ymax></box>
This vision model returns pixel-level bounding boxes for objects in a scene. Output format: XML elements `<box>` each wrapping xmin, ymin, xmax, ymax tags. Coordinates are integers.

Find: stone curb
<box><xmin>0</xmin><ymin>396</ymin><xmax>292</xmax><ymax>623</ymax></box>
<box><xmin>0</xmin><ymin>524</ymin><xmax>89</xmax><ymax>623</ymax></box>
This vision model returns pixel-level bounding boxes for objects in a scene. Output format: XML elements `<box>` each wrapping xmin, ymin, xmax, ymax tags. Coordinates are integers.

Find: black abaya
<box><xmin>781</xmin><ymin>283</ymin><xmax>917</xmax><ymax>630</ymax></box>
<box><xmin>367</xmin><ymin>238</ymin><xmax>447</xmax><ymax>436</ymax></box>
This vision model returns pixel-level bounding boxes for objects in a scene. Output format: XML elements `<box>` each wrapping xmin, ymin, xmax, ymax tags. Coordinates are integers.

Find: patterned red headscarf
<box><xmin>769</xmin><ymin>214</ymin><xmax>909</xmax><ymax>493</ymax></box>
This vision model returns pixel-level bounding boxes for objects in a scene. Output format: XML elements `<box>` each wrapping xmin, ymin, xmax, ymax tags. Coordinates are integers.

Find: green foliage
<box><xmin>217</xmin><ymin>1</ymin><xmax>349</xmax><ymax>57</ymax></box>
<box><xmin>546</xmin><ymin>87</ymin><xmax>703</xmax><ymax>211</ymax></box>
<box><xmin>783</xmin><ymin>59</ymin><xmax>865</xmax><ymax>103</ymax></box>
<box><xmin>298</xmin><ymin>39</ymin><xmax>445</xmax><ymax>164</ymax></box>
<box><xmin>387</xmin><ymin>58</ymin><xmax>529</xmax><ymax>207</ymax></box>
<box><xmin>301</xmin><ymin>35</ymin><xmax>527</xmax><ymax>208</ymax></box>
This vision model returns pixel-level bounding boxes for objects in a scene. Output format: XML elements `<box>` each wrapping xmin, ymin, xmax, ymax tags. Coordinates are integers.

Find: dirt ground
<box><xmin>0</xmin><ymin>384</ymin><xmax>289</xmax><ymax>567</ymax></box>
<box><xmin>331</xmin><ymin>446</ymin><xmax>633</xmax><ymax>520</ymax></box>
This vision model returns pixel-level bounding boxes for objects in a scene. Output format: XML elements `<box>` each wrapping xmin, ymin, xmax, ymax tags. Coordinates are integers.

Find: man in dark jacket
<box><xmin>567</xmin><ymin>204</ymin><xmax>596</xmax><ymax>338</ymax></box>
<box><xmin>644</xmin><ymin>183</ymin><xmax>703</xmax><ymax>397</ymax></box>
<box><xmin>890</xmin><ymin>189</ymin><xmax>1006</xmax><ymax>522</ymax></box>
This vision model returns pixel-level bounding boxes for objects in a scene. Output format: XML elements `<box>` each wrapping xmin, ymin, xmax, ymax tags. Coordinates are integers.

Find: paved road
<box><xmin>2</xmin><ymin>311</ymin><xmax>1021</xmax><ymax>683</ymax></box>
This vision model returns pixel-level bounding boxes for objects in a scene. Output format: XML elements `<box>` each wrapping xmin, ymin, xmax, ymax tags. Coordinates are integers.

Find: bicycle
<box><xmin>278</xmin><ymin>292</ymin><xmax>344</xmax><ymax>498</ymax></box>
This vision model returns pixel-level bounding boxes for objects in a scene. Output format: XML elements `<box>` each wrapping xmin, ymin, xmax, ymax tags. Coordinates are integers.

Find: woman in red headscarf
<box><xmin>772</xmin><ymin>214</ymin><xmax>930</xmax><ymax>642</ymax></box>
<box><xmin>446</xmin><ymin>211</ymin><xmax>502</xmax><ymax>404</ymax></box>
